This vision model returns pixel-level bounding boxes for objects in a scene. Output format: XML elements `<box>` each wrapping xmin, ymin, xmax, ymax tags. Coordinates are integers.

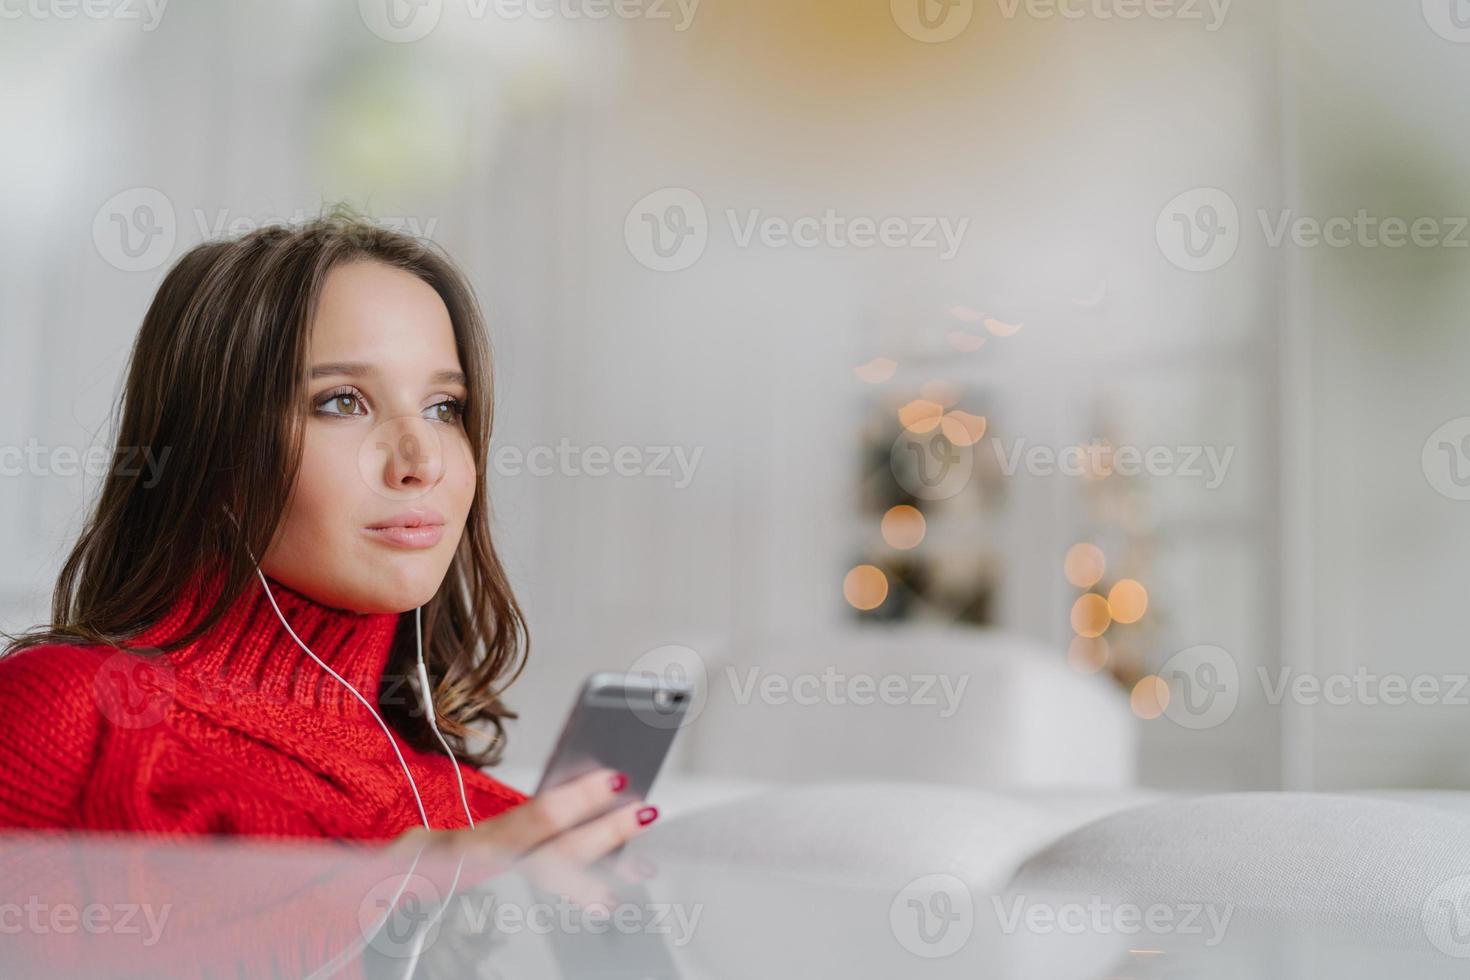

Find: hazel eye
<box><xmin>426</xmin><ymin>399</ymin><xmax>464</xmax><ymax>424</ymax></box>
<box><xmin>316</xmin><ymin>390</ymin><xmax>366</xmax><ymax>417</ymax></box>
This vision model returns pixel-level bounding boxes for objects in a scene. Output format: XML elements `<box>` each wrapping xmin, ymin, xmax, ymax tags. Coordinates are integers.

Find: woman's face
<box><xmin>260</xmin><ymin>258</ymin><xmax>477</xmax><ymax>613</ymax></box>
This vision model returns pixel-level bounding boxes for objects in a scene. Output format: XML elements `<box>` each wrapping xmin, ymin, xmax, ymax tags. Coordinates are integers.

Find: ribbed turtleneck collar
<box><xmin>126</xmin><ymin>566</ymin><xmax>403</xmax><ymax>717</ymax></box>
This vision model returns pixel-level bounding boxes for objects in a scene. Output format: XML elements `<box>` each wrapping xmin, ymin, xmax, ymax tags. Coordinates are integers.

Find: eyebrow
<box><xmin>309</xmin><ymin>362</ymin><xmax>467</xmax><ymax>386</ymax></box>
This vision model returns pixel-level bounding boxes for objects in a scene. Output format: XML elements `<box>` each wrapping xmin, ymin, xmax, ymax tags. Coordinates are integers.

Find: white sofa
<box><xmin>624</xmin><ymin>784</ymin><xmax>1470</xmax><ymax>978</ymax></box>
<box><xmin>670</xmin><ymin>624</ymin><xmax>1137</xmax><ymax>790</ymax></box>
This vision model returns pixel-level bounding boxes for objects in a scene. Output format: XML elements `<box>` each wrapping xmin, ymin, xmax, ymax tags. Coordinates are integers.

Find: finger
<box><xmin>534</xmin><ymin>800</ymin><xmax>659</xmax><ymax>868</ymax></box>
<box><xmin>470</xmin><ymin>767</ymin><xmax>627</xmax><ymax>857</ymax></box>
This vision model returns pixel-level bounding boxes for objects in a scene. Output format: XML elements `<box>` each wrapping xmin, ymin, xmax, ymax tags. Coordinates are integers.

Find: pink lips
<box><xmin>364</xmin><ymin>508</ymin><xmax>446</xmax><ymax>550</ymax></box>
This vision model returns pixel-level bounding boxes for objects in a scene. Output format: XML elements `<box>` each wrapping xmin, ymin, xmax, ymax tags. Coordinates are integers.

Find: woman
<box><xmin>0</xmin><ymin>212</ymin><xmax>657</xmax><ymax>866</ymax></box>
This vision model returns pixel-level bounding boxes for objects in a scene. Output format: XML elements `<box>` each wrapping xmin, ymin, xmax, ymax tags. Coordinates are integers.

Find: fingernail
<box><xmin>609</xmin><ymin>771</ymin><xmax>628</xmax><ymax>792</ymax></box>
<box><xmin>636</xmin><ymin>806</ymin><xmax>659</xmax><ymax>826</ymax></box>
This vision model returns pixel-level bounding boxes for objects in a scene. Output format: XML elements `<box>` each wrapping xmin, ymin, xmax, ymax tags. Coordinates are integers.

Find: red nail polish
<box><xmin>609</xmin><ymin>771</ymin><xmax>628</xmax><ymax>792</ymax></box>
<box><xmin>636</xmin><ymin>806</ymin><xmax>659</xmax><ymax>826</ymax></box>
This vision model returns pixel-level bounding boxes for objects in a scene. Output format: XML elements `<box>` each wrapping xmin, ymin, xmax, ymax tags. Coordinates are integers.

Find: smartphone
<box><xmin>535</xmin><ymin>671</ymin><xmax>693</xmax><ymax>815</ymax></box>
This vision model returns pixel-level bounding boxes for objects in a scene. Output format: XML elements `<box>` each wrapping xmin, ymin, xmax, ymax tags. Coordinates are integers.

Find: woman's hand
<box><xmin>388</xmin><ymin>767</ymin><xmax>659</xmax><ymax>909</ymax></box>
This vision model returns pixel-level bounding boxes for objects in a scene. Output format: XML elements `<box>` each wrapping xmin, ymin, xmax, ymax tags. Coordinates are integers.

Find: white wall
<box><xmin>1283</xmin><ymin>0</ymin><xmax>1470</xmax><ymax>789</ymax></box>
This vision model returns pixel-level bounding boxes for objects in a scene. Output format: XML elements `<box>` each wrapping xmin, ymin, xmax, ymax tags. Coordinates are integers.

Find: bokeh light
<box><xmin>1108</xmin><ymin>579</ymin><xmax>1149</xmax><ymax>624</ymax></box>
<box><xmin>854</xmin><ymin>357</ymin><xmax>897</xmax><ymax>383</ymax></box>
<box><xmin>1070</xmin><ymin>593</ymin><xmax>1111</xmax><ymax>638</ymax></box>
<box><xmin>880</xmin><ymin>505</ymin><xmax>926</xmax><ymax>550</ymax></box>
<box><xmin>940</xmin><ymin>411</ymin><xmax>987</xmax><ymax>447</ymax></box>
<box><xmin>898</xmin><ymin>399</ymin><xmax>944</xmax><ymax>433</ymax></box>
<box><xmin>1063</xmin><ymin>543</ymin><xmax>1106</xmax><ymax>589</ymax></box>
<box><xmin>843</xmin><ymin>565</ymin><xmax>889</xmax><ymax>611</ymax></box>
<box><xmin>1130</xmin><ymin>675</ymin><xmax>1170</xmax><ymax>719</ymax></box>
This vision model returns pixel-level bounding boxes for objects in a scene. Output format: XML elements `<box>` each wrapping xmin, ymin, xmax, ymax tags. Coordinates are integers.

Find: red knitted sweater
<box><xmin>0</xmin><ymin>568</ymin><xmax>528</xmax><ymax>842</ymax></box>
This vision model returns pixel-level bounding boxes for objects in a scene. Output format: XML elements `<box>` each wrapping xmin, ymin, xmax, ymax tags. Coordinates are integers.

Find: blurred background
<box><xmin>2</xmin><ymin>0</ymin><xmax>1469</xmax><ymax>795</ymax></box>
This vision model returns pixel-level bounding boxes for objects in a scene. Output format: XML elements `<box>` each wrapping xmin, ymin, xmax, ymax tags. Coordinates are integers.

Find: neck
<box><xmin>128</xmin><ymin>566</ymin><xmax>404</xmax><ymax>716</ymax></box>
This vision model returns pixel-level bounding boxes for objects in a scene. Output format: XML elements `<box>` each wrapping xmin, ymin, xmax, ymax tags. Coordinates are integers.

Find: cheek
<box><xmin>285</xmin><ymin>429</ymin><xmax>365</xmax><ymax>537</ymax></box>
<box><xmin>445</xmin><ymin>436</ymin><xmax>477</xmax><ymax>518</ymax></box>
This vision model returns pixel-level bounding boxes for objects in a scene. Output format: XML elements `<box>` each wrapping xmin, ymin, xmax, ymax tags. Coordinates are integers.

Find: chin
<box><xmin>350</xmin><ymin>556</ymin><xmax>451</xmax><ymax>613</ymax></box>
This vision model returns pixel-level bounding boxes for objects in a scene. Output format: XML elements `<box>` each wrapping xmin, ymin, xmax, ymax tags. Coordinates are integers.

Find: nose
<box><xmin>374</xmin><ymin>415</ymin><xmax>445</xmax><ymax>493</ymax></box>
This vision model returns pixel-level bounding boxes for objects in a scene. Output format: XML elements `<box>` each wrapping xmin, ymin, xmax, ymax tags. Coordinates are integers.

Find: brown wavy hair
<box><xmin>2</xmin><ymin>208</ymin><xmax>527</xmax><ymax>766</ymax></box>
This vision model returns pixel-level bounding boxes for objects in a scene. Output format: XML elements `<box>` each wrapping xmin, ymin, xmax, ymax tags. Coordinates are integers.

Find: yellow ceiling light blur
<box><xmin>984</xmin><ymin>317</ymin><xmax>1023</xmax><ymax>337</ymax></box>
<box><xmin>881</xmin><ymin>505</ymin><xmax>926</xmax><ymax>550</ymax></box>
<box><xmin>898</xmin><ymin>399</ymin><xmax>945</xmax><ymax>433</ymax></box>
<box><xmin>844</xmin><ymin>565</ymin><xmax>889</xmax><ymax>611</ymax></box>
<box><xmin>1108</xmin><ymin>579</ymin><xmax>1149</xmax><ymax>624</ymax></box>
<box><xmin>1130</xmin><ymin>676</ymin><xmax>1170</xmax><ymax>720</ymax></box>
<box><xmin>1070</xmin><ymin>593</ymin><xmax>1111</xmax><ymax>638</ymax></box>
<box><xmin>940</xmin><ymin>411</ymin><xmax>987</xmax><ymax>447</ymax></box>
<box><xmin>1063</xmin><ymin>543</ymin><xmax>1106</xmax><ymax>589</ymax></box>
<box><xmin>854</xmin><ymin>357</ymin><xmax>897</xmax><ymax>383</ymax></box>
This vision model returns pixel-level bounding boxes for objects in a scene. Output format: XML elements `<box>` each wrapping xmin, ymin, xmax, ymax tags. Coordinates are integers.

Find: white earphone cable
<box><xmin>415</xmin><ymin>606</ymin><xmax>475</xmax><ymax>829</ymax></box>
<box><xmin>232</xmin><ymin>506</ymin><xmax>476</xmax><ymax>833</ymax></box>
<box><xmin>254</xmin><ymin>567</ymin><xmax>434</xmax><ymax>831</ymax></box>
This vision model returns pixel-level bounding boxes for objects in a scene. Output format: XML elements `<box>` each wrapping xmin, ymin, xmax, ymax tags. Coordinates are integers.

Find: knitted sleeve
<box><xmin>0</xmin><ymin>643</ymin><xmax>107</xmax><ymax>830</ymax></box>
